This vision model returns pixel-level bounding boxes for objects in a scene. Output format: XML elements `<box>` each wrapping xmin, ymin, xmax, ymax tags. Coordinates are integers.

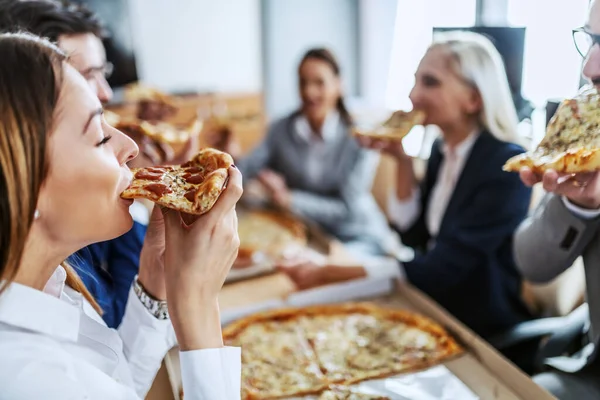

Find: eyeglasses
<box><xmin>82</xmin><ymin>62</ymin><xmax>114</xmax><ymax>81</ymax></box>
<box><xmin>572</xmin><ymin>27</ymin><xmax>600</xmax><ymax>58</ymax></box>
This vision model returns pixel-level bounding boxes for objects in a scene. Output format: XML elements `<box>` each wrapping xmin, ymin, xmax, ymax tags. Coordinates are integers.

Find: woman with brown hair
<box><xmin>209</xmin><ymin>48</ymin><xmax>396</xmax><ymax>260</ymax></box>
<box><xmin>0</xmin><ymin>33</ymin><xmax>242</xmax><ymax>399</ymax></box>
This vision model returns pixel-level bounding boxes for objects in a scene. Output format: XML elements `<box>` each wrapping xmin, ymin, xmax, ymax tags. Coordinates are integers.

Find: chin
<box><xmin>104</xmin><ymin>210</ymin><xmax>135</xmax><ymax>241</ymax></box>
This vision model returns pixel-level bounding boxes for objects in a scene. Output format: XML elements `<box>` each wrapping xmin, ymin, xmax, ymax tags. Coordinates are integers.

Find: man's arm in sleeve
<box><xmin>514</xmin><ymin>193</ymin><xmax>600</xmax><ymax>283</ymax></box>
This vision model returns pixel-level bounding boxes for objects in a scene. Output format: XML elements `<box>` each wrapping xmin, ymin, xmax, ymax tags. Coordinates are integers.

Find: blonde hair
<box><xmin>429</xmin><ymin>31</ymin><xmax>522</xmax><ymax>145</ymax></box>
<box><xmin>0</xmin><ymin>32</ymin><xmax>101</xmax><ymax>314</ymax></box>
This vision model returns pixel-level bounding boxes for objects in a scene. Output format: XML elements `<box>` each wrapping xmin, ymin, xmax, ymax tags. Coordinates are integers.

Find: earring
<box><xmin>34</xmin><ymin>210</ymin><xmax>40</xmax><ymax>220</ymax></box>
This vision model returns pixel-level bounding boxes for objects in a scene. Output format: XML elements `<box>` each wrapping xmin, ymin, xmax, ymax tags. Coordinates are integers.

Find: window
<box><xmin>508</xmin><ymin>0</ymin><xmax>589</xmax><ymax>107</ymax></box>
<box><xmin>385</xmin><ymin>0</ymin><xmax>477</xmax><ymax>156</ymax></box>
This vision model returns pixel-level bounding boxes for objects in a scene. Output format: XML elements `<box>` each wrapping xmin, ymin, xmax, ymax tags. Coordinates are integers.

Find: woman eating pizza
<box><xmin>206</xmin><ymin>48</ymin><xmax>396</xmax><ymax>260</ymax></box>
<box><xmin>279</xmin><ymin>32</ymin><xmax>535</xmax><ymax>362</ymax></box>
<box><xmin>0</xmin><ymin>33</ymin><xmax>241</xmax><ymax>399</ymax></box>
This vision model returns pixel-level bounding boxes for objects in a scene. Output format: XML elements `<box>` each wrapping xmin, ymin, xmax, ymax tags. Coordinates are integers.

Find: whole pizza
<box><xmin>223</xmin><ymin>303</ymin><xmax>462</xmax><ymax>399</ymax></box>
<box><xmin>504</xmin><ymin>86</ymin><xmax>600</xmax><ymax>174</ymax></box>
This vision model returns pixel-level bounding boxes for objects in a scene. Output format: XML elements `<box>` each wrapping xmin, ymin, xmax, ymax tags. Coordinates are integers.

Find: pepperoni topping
<box><xmin>184</xmin><ymin>173</ymin><xmax>205</xmax><ymax>184</ymax></box>
<box><xmin>135</xmin><ymin>170</ymin><xmax>163</xmax><ymax>181</ymax></box>
<box><xmin>147</xmin><ymin>166</ymin><xmax>170</xmax><ymax>173</ymax></box>
<box><xmin>184</xmin><ymin>188</ymin><xmax>197</xmax><ymax>202</ymax></box>
<box><xmin>184</xmin><ymin>166</ymin><xmax>203</xmax><ymax>174</ymax></box>
<box><xmin>181</xmin><ymin>161</ymin><xmax>194</xmax><ymax>168</ymax></box>
<box><xmin>145</xmin><ymin>183</ymin><xmax>172</xmax><ymax>197</ymax></box>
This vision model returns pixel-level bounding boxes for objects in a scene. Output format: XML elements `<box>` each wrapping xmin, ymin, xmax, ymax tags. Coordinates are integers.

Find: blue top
<box><xmin>69</xmin><ymin>221</ymin><xmax>146</xmax><ymax>328</ymax></box>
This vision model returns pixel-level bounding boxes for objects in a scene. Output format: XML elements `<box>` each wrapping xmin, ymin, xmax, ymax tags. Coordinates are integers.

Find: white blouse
<box><xmin>0</xmin><ymin>266</ymin><xmax>241</xmax><ymax>399</ymax></box>
<box><xmin>362</xmin><ymin>133</ymin><xmax>479</xmax><ymax>280</ymax></box>
<box><xmin>389</xmin><ymin>132</ymin><xmax>480</xmax><ymax>237</ymax></box>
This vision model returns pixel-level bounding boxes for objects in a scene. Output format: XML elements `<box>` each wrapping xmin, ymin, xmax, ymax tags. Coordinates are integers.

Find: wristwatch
<box><xmin>133</xmin><ymin>276</ymin><xmax>169</xmax><ymax>320</ymax></box>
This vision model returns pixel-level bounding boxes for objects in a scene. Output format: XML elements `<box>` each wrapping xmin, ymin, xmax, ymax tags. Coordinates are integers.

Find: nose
<box><xmin>583</xmin><ymin>45</ymin><xmax>600</xmax><ymax>84</ymax></box>
<box><xmin>112</xmin><ymin>126</ymin><xmax>139</xmax><ymax>165</ymax></box>
<box><xmin>409</xmin><ymin>83</ymin><xmax>422</xmax><ymax>109</ymax></box>
<box><xmin>96</xmin><ymin>76</ymin><xmax>114</xmax><ymax>104</ymax></box>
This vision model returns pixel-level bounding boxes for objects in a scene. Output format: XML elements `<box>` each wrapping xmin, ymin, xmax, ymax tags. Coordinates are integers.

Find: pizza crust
<box><xmin>503</xmin><ymin>147</ymin><xmax>600</xmax><ymax>174</ymax></box>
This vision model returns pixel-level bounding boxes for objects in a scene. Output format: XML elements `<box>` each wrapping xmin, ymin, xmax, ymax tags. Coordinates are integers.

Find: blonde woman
<box><xmin>280</xmin><ymin>32</ymin><xmax>533</xmax><ymax>345</ymax></box>
<box><xmin>0</xmin><ymin>33</ymin><xmax>241</xmax><ymax>399</ymax></box>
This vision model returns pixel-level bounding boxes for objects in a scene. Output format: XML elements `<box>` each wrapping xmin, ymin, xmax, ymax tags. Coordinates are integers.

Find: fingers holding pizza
<box><xmin>505</xmin><ymin>87</ymin><xmax>600</xmax><ymax>209</ymax></box>
<box><xmin>161</xmin><ymin>165</ymin><xmax>242</xmax><ymax>350</ymax></box>
<box><xmin>518</xmin><ymin>167</ymin><xmax>600</xmax><ymax>209</ymax></box>
<box><xmin>122</xmin><ymin>147</ymin><xmax>242</xmax><ymax>350</ymax></box>
<box><xmin>353</xmin><ymin>109</ymin><xmax>424</xmax><ymax>161</ymax></box>
<box><xmin>356</xmin><ymin>135</ymin><xmax>409</xmax><ymax>161</ymax></box>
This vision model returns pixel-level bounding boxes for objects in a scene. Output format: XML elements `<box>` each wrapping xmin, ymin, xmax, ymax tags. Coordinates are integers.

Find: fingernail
<box><xmin>231</xmin><ymin>164</ymin><xmax>237</xmax><ymax>169</ymax></box>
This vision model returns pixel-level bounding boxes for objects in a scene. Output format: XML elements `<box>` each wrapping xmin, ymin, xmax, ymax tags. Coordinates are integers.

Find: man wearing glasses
<box><xmin>516</xmin><ymin>1</ymin><xmax>600</xmax><ymax>398</ymax></box>
<box><xmin>0</xmin><ymin>0</ymin><xmax>183</xmax><ymax>328</ymax></box>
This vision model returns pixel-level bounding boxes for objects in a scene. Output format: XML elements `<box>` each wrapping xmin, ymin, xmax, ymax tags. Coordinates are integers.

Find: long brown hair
<box><xmin>0</xmin><ymin>32</ymin><xmax>100</xmax><ymax>313</ymax></box>
<box><xmin>298</xmin><ymin>47</ymin><xmax>353</xmax><ymax>126</ymax></box>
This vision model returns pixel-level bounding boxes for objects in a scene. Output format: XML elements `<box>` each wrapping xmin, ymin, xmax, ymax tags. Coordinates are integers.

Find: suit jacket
<box><xmin>69</xmin><ymin>221</ymin><xmax>147</xmax><ymax>328</ymax></box>
<box><xmin>396</xmin><ymin>132</ymin><xmax>533</xmax><ymax>339</ymax></box>
<box><xmin>515</xmin><ymin>194</ymin><xmax>600</xmax><ymax>371</ymax></box>
<box><xmin>237</xmin><ymin>113</ymin><xmax>393</xmax><ymax>255</ymax></box>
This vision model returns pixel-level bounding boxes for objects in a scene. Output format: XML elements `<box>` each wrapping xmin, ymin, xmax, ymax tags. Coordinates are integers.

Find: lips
<box><xmin>119</xmin><ymin>171</ymin><xmax>134</xmax><ymax>197</ymax></box>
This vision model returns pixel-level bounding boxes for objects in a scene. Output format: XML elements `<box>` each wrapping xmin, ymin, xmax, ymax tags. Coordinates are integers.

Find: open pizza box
<box><xmin>157</xmin><ymin>273</ymin><xmax>555</xmax><ymax>400</ymax></box>
<box><xmin>226</xmin><ymin>199</ymin><xmax>334</xmax><ymax>284</ymax></box>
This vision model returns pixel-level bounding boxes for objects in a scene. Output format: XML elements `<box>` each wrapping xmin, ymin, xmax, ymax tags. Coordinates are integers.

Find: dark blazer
<box><xmin>69</xmin><ymin>221</ymin><xmax>146</xmax><ymax>328</ymax></box>
<box><xmin>396</xmin><ymin>132</ymin><xmax>533</xmax><ymax>338</ymax></box>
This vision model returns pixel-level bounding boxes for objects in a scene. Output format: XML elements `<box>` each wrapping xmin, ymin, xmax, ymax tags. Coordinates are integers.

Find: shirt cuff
<box><xmin>562</xmin><ymin>196</ymin><xmax>600</xmax><ymax>220</ymax></box>
<box><xmin>180</xmin><ymin>347</ymin><xmax>241</xmax><ymax>400</ymax></box>
<box><xmin>388</xmin><ymin>187</ymin><xmax>421</xmax><ymax>230</ymax></box>
<box><xmin>362</xmin><ymin>256</ymin><xmax>405</xmax><ymax>281</ymax></box>
<box><xmin>118</xmin><ymin>288</ymin><xmax>176</xmax><ymax>397</ymax></box>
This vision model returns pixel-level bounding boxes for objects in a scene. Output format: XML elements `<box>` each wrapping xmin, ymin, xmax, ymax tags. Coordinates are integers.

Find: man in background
<box><xmin>515</xmin><ymin>0</ymin><xmax>600</xmax><ymax>398</ymax></box>
<box><xmin>0</xmin><ymin>0</ymin><xmax>187</xmax><ymax>327</ymax></box>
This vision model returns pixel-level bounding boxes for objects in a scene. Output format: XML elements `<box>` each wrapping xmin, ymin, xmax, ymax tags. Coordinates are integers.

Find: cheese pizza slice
<box><xmin>504</xmin><ymin>86</ymin><xmax>600</xmax><ymax>173</ymax></box>
<box><xmin>353</xmin><ymin>109</ymin><xmax>426</xmax><ymax>141</ymax></box>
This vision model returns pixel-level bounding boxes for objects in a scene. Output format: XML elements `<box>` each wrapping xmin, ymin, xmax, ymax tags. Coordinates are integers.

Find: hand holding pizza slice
<box><xmin>504</xmin><ymin>86</ymin><xmax>600</xmax><ymax>174</ymax></box>
<box><xmin>353</xmin><ymin>109</ymin><xmax>426</xmax><ymax>141</ymax></box>
<box><xmin>121</xmin><ymin>148</ymin><xmax>235</xmax><ymax>215</ymax></box>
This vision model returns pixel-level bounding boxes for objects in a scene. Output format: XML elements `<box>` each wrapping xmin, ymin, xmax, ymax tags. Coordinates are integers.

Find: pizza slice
<box><xmin>115</xmin><ymin>118</ymin><xmax>203</xmax><ymax>145</ymax></box>
<box><xmin>353</xmin><ymin>109</ymin><xmax>426</xmax><ymax>141</ymax></box>
<box><xmin>120</xmin><ymin>148</ymin><xmax>233</xmax><ymax>215</ymax></box>
<box><xmin>124</xmin><ymin>82</ymin><xmax>179</xmax><ymax>122</ymax></box>
<box><xmin>319</xmin><ymin>387</ymin><xmax>390</xmax><ymax>400</ymax></box>
<box><xmin>504</xmin><ymin>86</ymin><xmax>600</xmax><ymax>173</ymax></box>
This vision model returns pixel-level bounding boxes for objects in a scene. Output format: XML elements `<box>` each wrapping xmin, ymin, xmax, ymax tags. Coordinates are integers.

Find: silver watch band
<box><xmin>133</xmin><ymin>276</ymin><xmax>169</xmax><ymax>320</ymax></box>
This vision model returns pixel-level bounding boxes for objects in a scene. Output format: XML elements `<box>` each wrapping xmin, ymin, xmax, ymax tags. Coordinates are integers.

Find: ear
<box><xmin>465</xmin><ymin>87</ymin><xmax>483</xmax><ymax>115</ymax></box>
<box><xmin>334</xmin><ymin>76</ymin><xmax>343</xmax><ymax>96</ymax></box>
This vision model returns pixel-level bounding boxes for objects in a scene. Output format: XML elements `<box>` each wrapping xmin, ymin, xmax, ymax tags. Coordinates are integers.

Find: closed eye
<box><xmin>96</xmin><ymin>135</ymin><xmax>113</xmax><ymax>146</ymax></box>
<box><xmin>422</xmin><ymin>75</ymin><xmax>441</xmax><ymax>87</ymax></box>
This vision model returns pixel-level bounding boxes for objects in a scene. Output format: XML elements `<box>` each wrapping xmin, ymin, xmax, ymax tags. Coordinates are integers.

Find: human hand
<box><xmin>162</xmin><ymin>166</ymin><xmax>243</xmax><ymax>349</ymax></box>
<box><xmin>356</xmin><ymin>135</ymin><xmax>410</xmax><ymax>163</ymax></box>
<box><xmin>258</xmin><ymin>169</ymin><xmax>291</xmax><ymax>209</ymax></box>
<box><xmin>519</xmin><ymin>167</ymin><xmax>600</xmax><ymax>209</ymax></box>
